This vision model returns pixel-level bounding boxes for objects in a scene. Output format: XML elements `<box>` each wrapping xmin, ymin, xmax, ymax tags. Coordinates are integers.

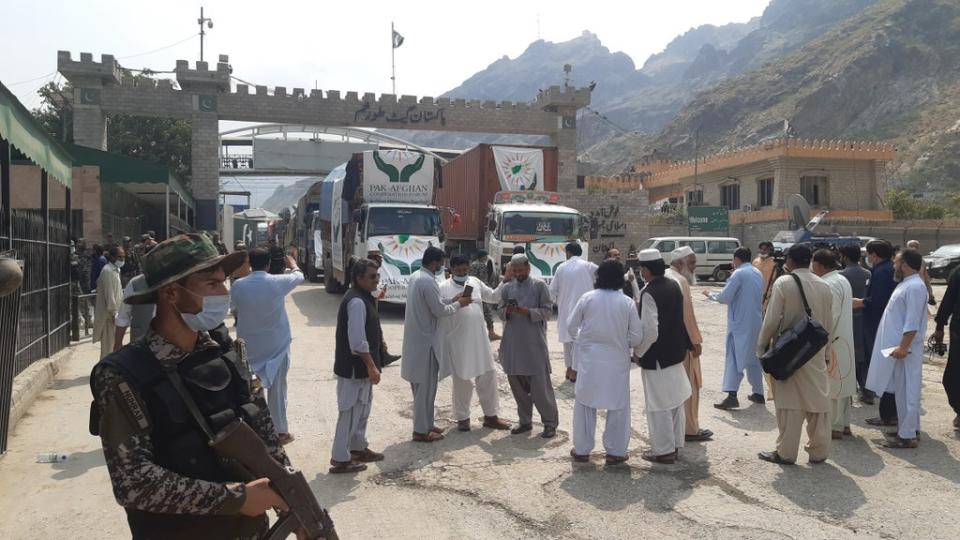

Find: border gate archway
<box><xmin>57</xmin><ymin>51</ymin><xmax>591</xmax><ymax>230</ymax></box>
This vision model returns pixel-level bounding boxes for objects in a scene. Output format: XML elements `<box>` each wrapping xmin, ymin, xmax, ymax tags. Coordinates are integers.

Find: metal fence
<box><xmin>1</xmin><ymin>160</ymin><xmax>72</xmax><ymax>453</ymax></box>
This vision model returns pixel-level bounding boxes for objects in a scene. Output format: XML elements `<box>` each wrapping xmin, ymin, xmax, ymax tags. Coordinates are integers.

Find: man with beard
<box><xmin>667</xmin><ymin>246</ymin><xmax>712</xmax><ymax>442</ymax></box>
<box><xmin>550</xmin><ymin>242</ymin><xmax>597</xmax><ymax>382</ymax></box>
<box><xmin>855</xmin><ymin>240</ymin><xmax>897</xmax><ymax>418</ymax></box>
<box><xmin>635</xmin><ymin>249</ymin><xmax>692</xmax><ymax>463</ymax></box>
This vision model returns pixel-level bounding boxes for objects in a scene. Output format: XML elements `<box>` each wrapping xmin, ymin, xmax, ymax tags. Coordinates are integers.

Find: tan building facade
<box><xmin>638</xmin><ymin>138</ymin><xmax>897</xmax><ymax>224</ymax></box>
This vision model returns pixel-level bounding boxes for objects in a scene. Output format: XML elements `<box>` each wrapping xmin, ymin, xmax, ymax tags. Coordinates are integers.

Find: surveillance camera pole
<box><xmin>198</xmin><ymin>7</ymin><xmax>213</xmax><ymax>62</ymax></box>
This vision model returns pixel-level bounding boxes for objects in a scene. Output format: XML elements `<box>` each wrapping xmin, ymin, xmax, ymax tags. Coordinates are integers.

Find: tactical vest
<box><xmin>89</xmin><ymin>333</ymin><xmax>266</xmax><ymax>540</ymax></box>
<box><xmin>638</xmin><ymin>277</ymin><xmax>691</xmax><ymax>370</ymax></box>
<box><xmin>334</xmin><ymin>288</ymin><xmax>383</xmax><ymax>378</ymax></box>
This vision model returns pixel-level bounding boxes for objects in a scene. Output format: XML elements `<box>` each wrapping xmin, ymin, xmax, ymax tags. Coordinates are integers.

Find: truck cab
<box><xmin>352</xmin><ymin>203</ymin><xmax>444</xmax><ymax>302</ymax></box>
<box><xmin>484</xmin><ymin>192</ymin><xmax>588</xmax><ymax>284</ymax></box>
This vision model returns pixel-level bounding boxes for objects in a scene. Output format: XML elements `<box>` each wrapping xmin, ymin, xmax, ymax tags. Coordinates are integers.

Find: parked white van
<box><xmin>638</xmin><ymin>236</ymin><xmax>742</xmax><ymax>281</ymax></box>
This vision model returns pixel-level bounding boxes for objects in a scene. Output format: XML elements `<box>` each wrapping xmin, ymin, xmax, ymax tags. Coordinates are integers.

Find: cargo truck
<box><xmin>320</xmin><ymin>149</ymin><xmax>445</xmax><ymax>303</ymax></box>
<box><xmin>288</xmin><ymin>181</ymin><xmax>325</xmax><ymax>281</ymax></box>
<box><xmin>435</xmin><ymin>144</ymin><xmax>590</xmax><ymax>284</ymax></box>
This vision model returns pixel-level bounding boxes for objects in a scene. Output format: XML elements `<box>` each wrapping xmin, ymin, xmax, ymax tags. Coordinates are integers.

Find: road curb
<box><xmin>7</xmin><ymin>346</ymin><xmax>76</xmax><ymax>435</ymax></box>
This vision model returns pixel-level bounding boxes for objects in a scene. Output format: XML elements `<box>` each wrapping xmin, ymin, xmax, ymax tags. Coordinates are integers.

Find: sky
<box><xmin>3</xmin><ymin>0</ymin><xmax>770</xmax><ymax>111</ymax></box>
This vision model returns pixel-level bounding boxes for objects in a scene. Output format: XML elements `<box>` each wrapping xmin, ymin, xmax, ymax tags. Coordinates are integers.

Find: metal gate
<box><xmin>1</xmin><ymin>140</ymin><xmax>72</xmax><ymax>454</ymax></box>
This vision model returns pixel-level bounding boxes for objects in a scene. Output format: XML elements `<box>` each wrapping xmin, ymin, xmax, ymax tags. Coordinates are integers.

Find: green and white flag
<box><xmin>492</xmin><ymin>146</ymin><xmax>544</xmax><ymax>191</ymax></box>
<box><xmin>392</xmin><ymin>29</ymin><xmax>404</xmax><ymax>48</ymax></box>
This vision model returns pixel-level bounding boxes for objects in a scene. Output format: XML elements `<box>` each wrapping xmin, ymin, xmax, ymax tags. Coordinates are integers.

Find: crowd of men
<box><xmin>76</xmin><ymin>229</ymin><xmax>960</xmax><ymax>537</ymax></box>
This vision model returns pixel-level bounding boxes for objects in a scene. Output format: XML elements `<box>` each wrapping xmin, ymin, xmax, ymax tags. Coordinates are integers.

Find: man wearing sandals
<box><xmin>330</xmin><ymin>259</ymin><xmax>387</xmax><ymax>473</ymax></box>
<box><xmin>634</xmin><ymin>249</ymin><xmax>692</xmax><ymax>464</ymax></box>
<box><xmin>859</xmin><ymin>249</ymin><xmax>928</xmax><ymax>449</ymax></box>
<box><xmin>402</xmin><ymin>247</ymin><xmax>472</xmax><ymax>443</ymax></box>
<box><xmin>757</xmin><ymin>245</ymin><xmax>834</xmax><ymax>465</ymax></box>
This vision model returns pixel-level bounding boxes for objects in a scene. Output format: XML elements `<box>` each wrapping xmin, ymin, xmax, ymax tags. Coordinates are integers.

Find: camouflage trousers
<box><xmin>71</xmin><ymin>283</ymin><xmax>93</xmax><ymax>332</ymax></box>
<box><xmin>482</xmin><ymin>303</ymin><xmax>495</xmax><ymax>332</ymax></box>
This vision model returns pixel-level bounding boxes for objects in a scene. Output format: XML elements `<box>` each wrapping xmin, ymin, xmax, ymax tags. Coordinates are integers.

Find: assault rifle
<box><xmin>211</xmin><ymin>419</ymin><xmax>339</xmax><ymax>540</ymax></box>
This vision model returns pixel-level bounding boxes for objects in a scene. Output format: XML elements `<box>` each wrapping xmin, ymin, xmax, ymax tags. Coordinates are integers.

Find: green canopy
<box><xmin>0</xmin><ymin>80</ymin><xmax>73</xmax><ymax>187</ymax></box>
<box><xmin>65</xmin><ymin>143</ymin><xmax>193</xmax><ymax>205</ymax></box>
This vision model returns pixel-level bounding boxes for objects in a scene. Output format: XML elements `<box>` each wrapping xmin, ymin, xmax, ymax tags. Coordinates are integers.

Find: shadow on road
<box><xmin>290</xmin><ymin>286</ymin><xmax>341</xmax><ymax>328</ymax></box>
<box><xmin>830</xmin><ymin>434</ymin><xmax>885</xmax><ymax>477</ymax></box>
<box><xmin>876</xmin><ymin>435</ymin><xmax>960</xmax><ymax>485</ymax></box>
<box><xmin>50</xmin><ymin>449</ymin><xmax>106</xmax><ymax>481</ymax></box>
<box><xmin>713</xmin><ymin>403</ymin><xmax>777</xmax><ymax>432</ymax></box>
<box><xmin>771</xmin><ymin>462</ymin><xmax>866</xmax><ymax>518</ymax></box>
<box><xmin>49</xmin><ymin>376</ymin><xmax>90</xmax><ymax>391</ymax></box>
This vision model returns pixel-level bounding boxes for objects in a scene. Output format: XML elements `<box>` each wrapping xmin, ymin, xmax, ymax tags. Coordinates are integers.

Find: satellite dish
<box><xmin>786</xmin><ymin>194</ymin><xmax>812</xmax><ymax>232</ymax></box>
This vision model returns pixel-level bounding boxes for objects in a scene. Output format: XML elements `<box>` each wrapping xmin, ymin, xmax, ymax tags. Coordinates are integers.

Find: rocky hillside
<box><xmin>619</xmin><ymin>0</ymin><xmax>960</xmax><ymax>191</ymax></box>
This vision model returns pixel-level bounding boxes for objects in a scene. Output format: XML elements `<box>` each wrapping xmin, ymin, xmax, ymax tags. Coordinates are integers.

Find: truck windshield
<box><xmin>501</xmin><ymin>211</ymin><xmax>577</xmax><ymax>242</ymax></box>
<box><xmin>368</xmin><ymin>207</ymin><xmax>442</xmax><ymax>237</ymax></box>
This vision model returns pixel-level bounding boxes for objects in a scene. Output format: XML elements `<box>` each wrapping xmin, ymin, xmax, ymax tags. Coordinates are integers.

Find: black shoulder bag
<box><xmin>760</xmin><ymin>274</ymin><xmax>830</xmax><ymax>381</ymax></box>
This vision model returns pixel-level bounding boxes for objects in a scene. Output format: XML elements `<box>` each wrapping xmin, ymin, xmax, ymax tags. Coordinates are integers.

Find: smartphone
<box><xmin>462</xmin><ymin>284</ymin><xmax>474</xmax><ymax>297</ymax></box>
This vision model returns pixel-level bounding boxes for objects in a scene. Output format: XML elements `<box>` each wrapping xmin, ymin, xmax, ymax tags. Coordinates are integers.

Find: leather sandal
<box><xmin>832</xmin><ymin>430</ymin><xmax>843</xmax><ymax>440</ymax></box>
<box><xmin>605</xmin><ymin>454</ymin><xmax>629</xmax><ymax>465</ymax></box>
<box><xmin>865</xmin><ymin>417</ymin><xmax>897</xmax><ymax>427</ymax></box>
<box><xmin>570</xmin><ymin>448</ymin><xmax>590</xmax><ymax>463</ymax></box>
<box><xmin>430</xmin><ymin>426</ymin><xmax>445</xmax><ymax>435</ymax></box>
<box><xmin>412</xmin><ymin>431</ymin><xmax>445</xmax><ymax>443</ymax></box>
<box><xmin>329</xmin><ymin>460</ymin><xmax>367</xmax><ymax>474</ymax></box>
<box><xmin>882</xmin><ymin>437</ymin><xmax>918</xmax><ymax>449</ymax></box>
<box><xmin>457</xmin><ymin>419</ymin><xmax>471</xmax><ymax>432</ymax></box>
<box><xmin>277</xmin><ymin>433</ymin><xmax>295</xmax><ymax>446</ymax></box>
<box><xmin>482</xmin><ymin>416</ymin><xmax>511</xmax><ymax>430</ymax></box>
<box><xmin>511</xmin><ymin>423</ymin><xmax>533</xmax><ymax>435</ymax></box>
<box><xmin>758</xmin><ymin>451</ymin><xmax>795</xmax><ymax>465</ymax></box>
<box><xmin>641</xmin><ymin>450</ymin><xmax>677</xmax><ymax>464</ymax></box>
<box><xmin>685</xmin><ymin>429</ymin><xmax>714</xmax><ymax>442</ymax></box>
<box><xmin>350</xmin><ymin>448</ymin><xmax>384</xmax><ymax>462</ymax></box>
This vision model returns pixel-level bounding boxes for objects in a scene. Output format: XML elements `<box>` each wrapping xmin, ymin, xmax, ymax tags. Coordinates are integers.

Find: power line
<box><xmin>7</xmin><ymin>71</ymin><xmax>57</xmax><ymax>87</ymax></box>
<box><xmin>584</xmin><ymin>105</ymin><xmax>640</xmax><ymax>136</ymax></box>
<box><xmin>119</xmin><ymin>33</ymin><xmax>197</xmax><ymax>60</ymax></box>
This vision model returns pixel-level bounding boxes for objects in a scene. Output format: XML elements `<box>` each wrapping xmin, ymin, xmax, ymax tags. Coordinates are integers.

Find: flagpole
<box><xmin>391</xmin><ymin>21</ymin><xmax>396</xmax><ymax>95</ymax></box>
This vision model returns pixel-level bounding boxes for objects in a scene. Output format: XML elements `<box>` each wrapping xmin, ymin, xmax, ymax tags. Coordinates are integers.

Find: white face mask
<box><xmin>452</xmin><ymin>275</ymin><xmax>468</xmax><ymax>285</ymax></box>
<box><xmin>114</xmin><ymin>260</ymin><xmax>125</xmax><ymax>269</ymax></box>
<box><xmin>177</xmin><ymin>286</ymin><xmax>231</xmax><ymax>331</ymax></box>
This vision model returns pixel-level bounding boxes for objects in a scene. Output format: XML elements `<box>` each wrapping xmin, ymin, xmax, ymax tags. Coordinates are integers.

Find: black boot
<box><xmin>714</xmin><ymin>393</ymin><xmax>740</xmax><ymax>410</ymax></box>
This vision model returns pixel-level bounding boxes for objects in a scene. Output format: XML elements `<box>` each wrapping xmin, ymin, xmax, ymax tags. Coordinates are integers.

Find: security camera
<box><xmin>207</xmin><ymin>21</ymin><xmax>214</xmax><ymax>29</ymax></box>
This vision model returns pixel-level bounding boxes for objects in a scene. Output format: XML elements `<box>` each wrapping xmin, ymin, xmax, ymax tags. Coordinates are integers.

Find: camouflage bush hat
<box><xmin>125</xmin><ymin>233</ymin><xmax>246</xmax><ymax>305</ymax></box>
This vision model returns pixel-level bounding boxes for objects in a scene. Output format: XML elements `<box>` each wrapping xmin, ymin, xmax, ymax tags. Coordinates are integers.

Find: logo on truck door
<box><xmin>376</xmin><ymin>235</ymin><xmax>430</xmax><ymax>275</ymax></box>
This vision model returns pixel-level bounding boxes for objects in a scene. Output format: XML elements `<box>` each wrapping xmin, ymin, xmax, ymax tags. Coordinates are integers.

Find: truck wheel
<box><xmin>712</xmin><ymin>267</ymin><xmax>731</xmax><ymax>282</ymax></box>
<box><xmin>323</xmin><ymin>259</ymin><xmax>338</xmax><ymax>293</ymax></box>
<box><xmin>306</xmin><ymin>265</ymin><xmax>317</xmax><ymax>283</ymax></box>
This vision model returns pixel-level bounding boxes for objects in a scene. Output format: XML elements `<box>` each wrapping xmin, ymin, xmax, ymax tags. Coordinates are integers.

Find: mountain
<box><xmin>627</xmin><ymin>0</ymin><xmax>960</xmax><ymax>191</ymax></box>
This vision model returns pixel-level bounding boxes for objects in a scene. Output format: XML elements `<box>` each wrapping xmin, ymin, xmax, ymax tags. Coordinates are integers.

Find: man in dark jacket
<box><xmin>839</xmin><ymin>245</ymin><xmax>872</xmax><ymax>399</ymax></box>
<box><xmin>933</xmin><ymin>266</ymin><xmax>960</xmax><ymax>431</ymax></box>
<box><xmin>856</xmin><ymin>240</ymin><xmax>897</xmax><ymax>419</ymax></box>
<box><xmin>330</xmin><ymin>258</ymin><xmax>386</xmax><ymax>473</ymax></box>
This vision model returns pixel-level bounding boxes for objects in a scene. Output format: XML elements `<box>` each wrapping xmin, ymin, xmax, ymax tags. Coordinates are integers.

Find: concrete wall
<box><xmin>564</xmin><ymin>189</ymin><xmax>650</xmax><ymax>263</ymax></box>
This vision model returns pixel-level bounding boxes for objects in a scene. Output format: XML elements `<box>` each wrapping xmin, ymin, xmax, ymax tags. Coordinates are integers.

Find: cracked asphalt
<box><xmin>0</xmin><ymin>281</ymin><xmax>958</xmax><ymax>539</ymax></box>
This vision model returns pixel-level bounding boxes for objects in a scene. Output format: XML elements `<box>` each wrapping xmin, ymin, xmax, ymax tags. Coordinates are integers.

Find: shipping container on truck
<box><xmin>435</xmin><ymin>144</ymin><xmax>587</xmax><ymax>284</ymax></box>
<box><xmin>290</xmin><ymin>181</ymin><xmax>325</xmax><ymax>281</ymax></box>
<box><xmin>435</xmin><ymin>144</ymin><xmax>559</xmax><ymax>249</ymax></box>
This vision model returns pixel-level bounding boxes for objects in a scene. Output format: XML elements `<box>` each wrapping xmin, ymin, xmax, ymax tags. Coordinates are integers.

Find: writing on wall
<box><xmin>354</xmin><ymin>102</ymin><xmax>448</xmax><ymax>126</ymax></box>
<box><xmin>589</xmin><ymin>205</ymin><xmax>627</xmax><ymax>237</ymax></box>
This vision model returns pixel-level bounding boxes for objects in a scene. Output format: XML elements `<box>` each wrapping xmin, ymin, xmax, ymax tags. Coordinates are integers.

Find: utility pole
<box><xmin>391</xmin><ymin>22</ymin><xmax>397</xmax><ymax>95</ymax></box>
<box><xmin>198</xmin><ymin>7</ymin><xmax>214</xmax><ymax>62</ymax></box>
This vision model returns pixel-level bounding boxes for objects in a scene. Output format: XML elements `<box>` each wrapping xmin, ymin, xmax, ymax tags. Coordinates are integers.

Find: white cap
<box><xmin>671</xmin><ymin>246</ymin><xmax>694</xmax><ymax>259</ymax></box>
<box><xmin>637</xmin><ymin>249</ymin><xmax>662</xmax><ymax>262</ymax></box>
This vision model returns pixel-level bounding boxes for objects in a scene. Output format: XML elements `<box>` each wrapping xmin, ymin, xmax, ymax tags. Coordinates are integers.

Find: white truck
<box><xmin>483</xmin><ymin>191</ymin><xmax>589</xmax><ymax>283</ymax></box>
<box><xmin>320</xmin><ymin>150</ymin><xmax>444</xmax><ymax>303</ymax></box>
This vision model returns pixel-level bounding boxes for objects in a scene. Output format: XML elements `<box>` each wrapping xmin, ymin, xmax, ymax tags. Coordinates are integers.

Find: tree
<box><xmin>31</xmin><ymin>73</ymin><xmax>193</xmax><ymax>183</ymax></box>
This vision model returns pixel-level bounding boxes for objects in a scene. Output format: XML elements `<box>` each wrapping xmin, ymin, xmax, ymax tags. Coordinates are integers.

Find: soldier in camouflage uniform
<box><xmin>119</xmin><ymin>236</ymin><xmax>140</xmax><ymax>287</ymax></box>
<box><xmin>89</xmin><ymin>233</ymin><xmax>290</xmax><ymax>539</ymax></box>
<box><xmin>73</xmin><ymin>239</ymin><xmax>94</xmax><ymax>333</ymax></box>
<box><xmin>469</xmin><ymin>250</ymin><xmax>501</xmax><ymax>340</ymax></box>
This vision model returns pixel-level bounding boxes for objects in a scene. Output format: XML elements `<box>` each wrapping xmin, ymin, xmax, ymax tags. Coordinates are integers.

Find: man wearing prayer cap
<box><xmin>667</xmin><ymin>246</ymin><xmax>712</xmax><ymax>441</ymax></box>
<box><xmin>634</xmin><ymin>249</ymin><xmax>692</xmax><ymax>463</ymax></box>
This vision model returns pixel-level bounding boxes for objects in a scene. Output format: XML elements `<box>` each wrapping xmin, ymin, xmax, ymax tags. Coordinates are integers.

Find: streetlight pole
<box><xmin>198</xmin><ymin>7</ymin><xmax>214</xmax><ymax>62</ymax></box>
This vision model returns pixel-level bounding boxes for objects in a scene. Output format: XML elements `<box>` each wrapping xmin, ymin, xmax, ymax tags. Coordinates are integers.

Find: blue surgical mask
<box><xmin>114</xmin><ymin>260</ymin><xmax>125</xmax><ymax>269</ymax></box>
<box><xmin>177</xmin><ymin>286</ymin><xmax>231</xmax><ymax>331</ymax></box>
<box><xmin>452</xmin><ymin>275</ymin><xmax>468</xmax><ymax>285</ymax></box>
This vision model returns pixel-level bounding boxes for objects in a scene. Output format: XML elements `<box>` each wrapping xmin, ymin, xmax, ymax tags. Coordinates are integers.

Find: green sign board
<box><xmin>687</xmin><ymin>206</ymin><xmax>729</xmax><ymax>233</ymax></box>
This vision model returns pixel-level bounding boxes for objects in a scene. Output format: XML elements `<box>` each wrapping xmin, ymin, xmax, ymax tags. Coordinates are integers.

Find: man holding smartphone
<box><xmin>498</xmin><ymin>253</ymin><xmax>559</xmax><ymax>439</ymax></box>
<box><xmin>436</xmin><ymin>255</ymin><xmax>512</xmax><ymax>432</ymax></box>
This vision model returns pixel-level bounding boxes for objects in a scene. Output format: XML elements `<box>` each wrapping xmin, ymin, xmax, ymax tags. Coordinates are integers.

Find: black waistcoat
<box><xmin>334</xmin><ymin>287</ymin><xmax>383</xmax><ymax>378</ymax></box>
<box><xmin>638</xmin><ymin>277</ymin><xmax>691</xmax><ymax>370</ymax></box>
<box><xmin>91</xmin><ymin>335</ymin><xmax>266</xmax><ymax>540</ymax></box>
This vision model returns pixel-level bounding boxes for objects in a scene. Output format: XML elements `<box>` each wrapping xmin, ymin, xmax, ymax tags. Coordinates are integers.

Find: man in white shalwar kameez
<box><xmin>861</xmin><ymin>249</ymin><xmax>928</xmax><ymax>448</ymax></box>
<box><xmin>402</xmin><ymin>247</ymin><xmax>471</xmax><ymax>443</ymax></box>
<box><xmin>811</xmin><ymin>249</ymin><xmax>858</xmax><ymax>439</ymax></box>
<box><xmin>635</xmin><ymin>249</ymin><xmax>692</xmax><ymax>464</ymax></box>
<box><xmin>436</xmin><ymin>255</ymin><xmax>511</xmax><ymax>432</ymax></box>
<box><xmin>667</xmin><ymin>246</ymin><xmax>713</xmax><ymax>442</ymax></box>
<box><xmin>550</xmin><ymin>242</ymin><xmax>598</xmax><ymax>382</ymax></box>
<box><xmin>567</xmin><ymin>259</ymin><xmax>645</xmax><ymax>463</ymax></box>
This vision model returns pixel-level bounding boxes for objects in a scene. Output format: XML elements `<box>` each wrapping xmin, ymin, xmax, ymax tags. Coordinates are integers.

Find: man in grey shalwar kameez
<box><xmin>401</xmin><ymin>247</ymin><xmax>471</xmax><ymax>442</ymax></box>
<box><xmin>498</xmin><ymin>254</ymin><xmax>559</xmax><ymax>439</ymax></box>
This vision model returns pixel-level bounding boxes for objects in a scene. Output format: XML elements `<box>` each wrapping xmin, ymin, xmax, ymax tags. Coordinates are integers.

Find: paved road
<box><xmin>0</xmin><ymin>282</ymin><xmax>958</xmax><ymax>539</ymax></box>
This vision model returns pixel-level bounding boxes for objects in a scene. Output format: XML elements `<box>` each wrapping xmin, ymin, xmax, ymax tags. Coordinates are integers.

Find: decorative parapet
<box><xmin>584</xmin><ymin>175</ymin><xmax>643</xmax><ymax>192</ymax></box>
<box><xmin>729</xmin><ymin>208</ymin><xmax>893</xmax><ymax>225</ymax></box>
<box><xmin>536</xmin><ymin>85</ymin><xmax>591</xmax><ymax>111</ymax></box>
<box><xmin>56</xmin><ymin>51</ymin><xmax>121</xmax><ymax>85</ymax></box>
<box><xmin>636</xmin><ymin>137</ymin><xmax>898</xmax><ymax>189</ymax></box>
<box><xmin>175</xmin><ymin>54</ymin><xmax>231</xmax><ymax>92</ymax></box>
